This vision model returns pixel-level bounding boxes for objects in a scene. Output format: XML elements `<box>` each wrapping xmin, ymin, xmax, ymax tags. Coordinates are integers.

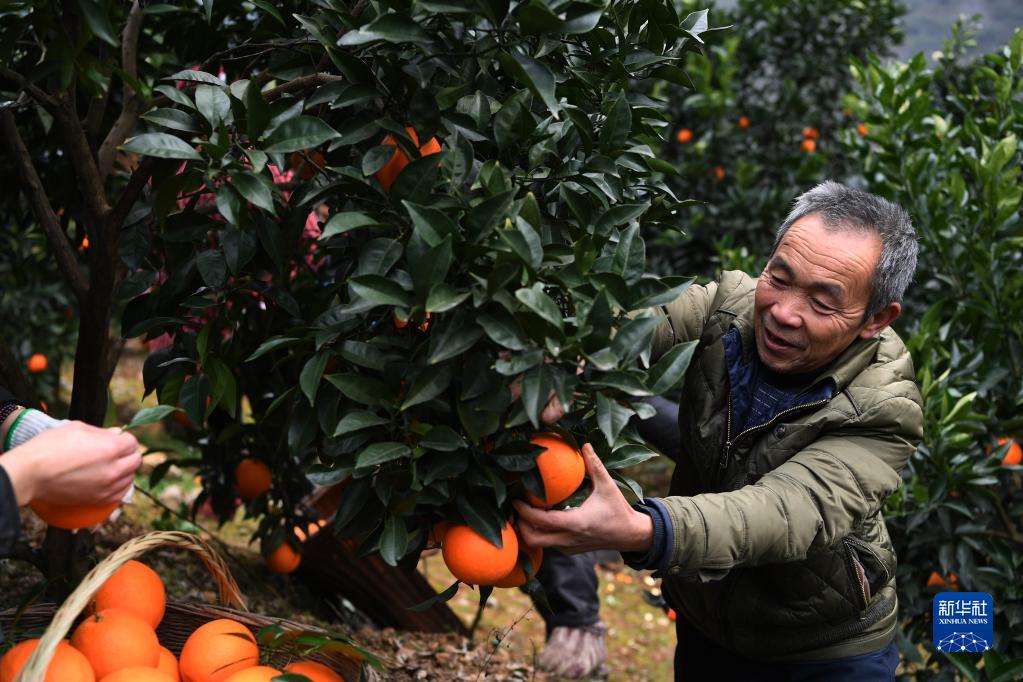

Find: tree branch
<box><xmin>108</xmin><ymin>156</ymin><xmax>156</xmax><ymax>231</ymax></box>
<box><xmin>0</xmin><ymin>109</ymin><xmax>87</xmax><ymax>303</ymax></box>
<box><xmin>97</xmin><ymin>0</ymin><xmax>144</xmax><ymax>182</ymax></box>
<box><xmin>0</xmin><ymin>67</ymin><xmax>58</xmax><ymax>111</ymax></box>
<box><xmin>263</xmin><ymin>72</ymin><xmax>345</xmax><ymax>102</ymax></box>
<box><xmin>53</xmin><ymin>94</ymin><xmax>110</xmax><ymax>232</ymax></box>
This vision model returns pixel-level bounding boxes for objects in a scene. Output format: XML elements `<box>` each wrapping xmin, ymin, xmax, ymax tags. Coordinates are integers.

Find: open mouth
<box><xmin>764</xmin><ymin>326</ymin><xmax>798</xmax><ymax>350</ymax></box>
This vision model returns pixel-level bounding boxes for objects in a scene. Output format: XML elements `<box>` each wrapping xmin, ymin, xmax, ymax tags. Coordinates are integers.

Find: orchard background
<box><xmin>0</xmin><ymin>0</ymin><xmax>1021</xmax><ymax>680</ymax></box>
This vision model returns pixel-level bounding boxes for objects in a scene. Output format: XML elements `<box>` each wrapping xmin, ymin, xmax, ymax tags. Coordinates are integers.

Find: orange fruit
<box><xmin>71</xmin><ymin>609</ymin><xmax>160</xmax><ymax>679</ymax></box>
<box><xmin>234</xmin><ymin>459</ymin><xmax>272</xmax><ymax>499</ymax></box>
<box><xmin>442</xmin><ymin>521</ymin><xmax>519</xmax><ymax>585</ymax></box>
<box><xmin>294</xmin><ymin>519</ymin><xmax>327</xmax><ymax>543</ymax></box>
<box><xmin>79</xmin><ymin>235</ymin><xmax>90</xmax><ymax>251</ymax></box>
<box><xmin>675</xmin><ymin>128</ymin><xmax>693</xmax><ymax>143</ymax></box>
<box><xmin>926</xmin><ymin>571</ymin><xmax>960</xmax><ymax>589</ymax></box>
<box><xmin>374</xmin><ymin>127</ymin><xmax>442</xmax><ymax>192</ymax></box>
<box><xmin>264</xmin><ymin>539</ymin><xmax>302</xmax><ymax>574</ymax></box>
<box><xmin>30</xmin><ymin>500</ymin><xmax>119</xmax><ymax>530</ymax></box>
<box><xmin>713</xmin><ymin>165</ymin><xmax>725</xmax><ymax>180</ymax></box>
<box><xmin>737</xmin><ymin>116</ymin><xmax>750</xmax><ymax>129</ymax></box>
<box><xmin>801</xmin><ymin>126</ymin><xmax>819</xmax><ymax>139</ymax></box>
<box><xmin>222</xmin><ymin>666</ymin><xmax>282</xmax><ymax>682</ymax></box>
<box><xmin>179</xmin><ymin>619</ymin><xmax>259</xmax><ymax>682</ymax></box>
<box><xmin>996</xmin><ymin>437</ymin><xmax>1022</xmax><ymax>465</ymax></box>
<box><xmin>393</xmin><ymin>311</ymin><xmax>430</xmax><ymax>331</ymax></box>
<box><xmin>0</xmin><ymin>639</ymin><xmax>94</xmax><ymax>682</ymax></box>
<box><xmin>99</xmin><ymin>668</ymin><xmax>175</xmax><ymax>682</ymax></box>
<box><xmin>493</xmin><ymin>541</ymin><xmax>543</xmax><ymax>588</ymax></box>
<box><xmin>284</xmin><ymin>660</ymin><xmax>345</xmax><ymax>682</ymax></box>
<box><xmin>800</xmin><ymin>138</ymin><xmax>816</xmax><ymax>153</ymax></box>
<box><xmin>156</xmin><ymin>645</ymin><xmax>180</xmax><ymax>682</ymax></box>
<box><xmin>524</xmin><ymin>433</ymin><xmax>586</xmax><ymax>508</ymax></box>
<box><xmin>27</xmin><ymin>353</ymin><xmax>48</xmax><ymax>373</ymax></box>
<box><xmin>857</xmin><ymin>123</ymin><xmax>869</xmax><ymax>136</ymax></box>
<box><xmin>91</xmin><ymin>560</ymin><xmax>166</xmax><ymax>629</ymax></box>
<box><xmin>667</xmin><ymin>608</ymin><xmax>677</xmax><ymax>622</ymax></box>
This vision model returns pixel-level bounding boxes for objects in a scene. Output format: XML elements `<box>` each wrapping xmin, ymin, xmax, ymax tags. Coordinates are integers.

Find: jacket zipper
<box><xmin>719</xmin><ymin>395</ymin><xmax>831</xmax><ymax>471</ymax></box>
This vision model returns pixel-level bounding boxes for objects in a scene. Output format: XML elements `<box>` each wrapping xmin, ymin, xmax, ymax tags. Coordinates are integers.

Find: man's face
<box><xmin>753</xmin><ymin>214</ymin><xmax>882</xmax><ymax>374</ymax></box>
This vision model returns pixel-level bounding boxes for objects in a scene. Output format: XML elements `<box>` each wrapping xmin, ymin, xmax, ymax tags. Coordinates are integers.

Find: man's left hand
<box><xmin>513</xmin><ymin>443</ymin><xmax>654</xmax><ymax>555</ymax></box>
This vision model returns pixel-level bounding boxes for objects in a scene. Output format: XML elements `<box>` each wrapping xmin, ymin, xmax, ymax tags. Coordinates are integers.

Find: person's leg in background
<box><xmin>533</xmin><ymin>549</ymin><xmax>607</xmax><ymax>678</ymax></box>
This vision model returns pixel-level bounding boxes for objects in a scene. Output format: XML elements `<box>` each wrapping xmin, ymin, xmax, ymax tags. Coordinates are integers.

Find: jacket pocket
<box><xmin>842</xmin><ymin>536</ymin><xmax>894</xmax><ymax>610</ymax></box>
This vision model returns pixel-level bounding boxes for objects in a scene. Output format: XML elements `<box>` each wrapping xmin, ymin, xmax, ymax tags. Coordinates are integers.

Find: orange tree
<box><xmin>0</xmin><ymin>0</ymin><xmax>720</xmax><ymax>588</ymax></box>
<box><xmin>648</xmin><ymin>0</ymin><xmax>904</xmax><ymax>276</ymax></box>
<box><xmin>844</xmin><ymin>23</ymin><xmax>1023</xmax><ymax>678</ymax></box>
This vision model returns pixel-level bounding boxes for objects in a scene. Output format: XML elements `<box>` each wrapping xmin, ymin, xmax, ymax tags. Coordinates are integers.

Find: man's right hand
<box><xmin>0</xmin><ymin>422</ymin><xmax>141</xmax><ymax>507</ymax></box>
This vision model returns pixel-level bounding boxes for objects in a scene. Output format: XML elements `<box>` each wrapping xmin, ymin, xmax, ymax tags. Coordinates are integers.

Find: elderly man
<box><xmin>515</xmin><ymin>181</ymin><xmax>923</xmax><ymax>680</ymax></box>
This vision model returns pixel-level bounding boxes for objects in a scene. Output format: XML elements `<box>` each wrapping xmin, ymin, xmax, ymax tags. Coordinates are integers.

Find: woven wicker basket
<box><xmin>0</xmin><ymin>531</ymin><xmax>364</xmax><ymax>681</ymax></box>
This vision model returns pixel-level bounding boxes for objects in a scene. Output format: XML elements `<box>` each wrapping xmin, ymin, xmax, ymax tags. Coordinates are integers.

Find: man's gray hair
<box><xmin>771</xmin><ymin>181</ymin><xmax>918</xmax><ymax>319</ymax></box>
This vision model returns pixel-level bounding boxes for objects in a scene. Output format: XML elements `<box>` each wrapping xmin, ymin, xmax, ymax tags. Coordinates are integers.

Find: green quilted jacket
<box><xmin>649</xmin><ymin>270</ymin><xmax>923</xmax><ymax>660</ymax></box>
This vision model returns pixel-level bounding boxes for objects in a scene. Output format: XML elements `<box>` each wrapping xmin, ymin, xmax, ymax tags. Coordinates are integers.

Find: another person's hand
<box><xmin>513</xmin><ymin>443</ymin><xmax>653</xmax><ymax>554</ymax></box>
<box><xmin>0</xmin><ymin>422</ymin><xmax>141</xmax><ymax>507</ymax></box>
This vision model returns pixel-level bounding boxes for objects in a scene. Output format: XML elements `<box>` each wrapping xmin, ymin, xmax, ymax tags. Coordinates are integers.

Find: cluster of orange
<box><xmin>800</xmin><ymin>126</ymin><xmax>818</xmax><ymax>153</ymax></box>
<box><xmin>435</xmin><ymin>433</ymin><xmax>585</xmax><ymax>587</ymax></box>
<box><xmin>0</xmin><ymin>561</ymin><xmax>343</xmax><ymax>682</ymax></box>
<box><xmin>373</xmin><ymin>127</ymin><xmax>441</xmax><ymax>193</ymax></box>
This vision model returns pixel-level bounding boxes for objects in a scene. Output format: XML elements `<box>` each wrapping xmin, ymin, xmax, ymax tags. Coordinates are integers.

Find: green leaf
<box><xmin>611</xmin><ymin>317</ymin><xmax>660</xmax><ymax>363</ymax></box>
<box><xmin>630</xmin><ymin>276</ymin><xmax>694</xmax><ymax>309</ymax></box>
<box><xmin>456</xmin><ymin>495</ymin><xmax>505</xmax><ymax>547</ymax></box>
<box><xmin>603</xmin><ymin>444</ymin><xmax>658</xmax><ymax>470</ymax></box>
<box><xmin>411</xmin><ymin>236</ymin><xmax>453</xmax><ymax>291</ymax></box>
<box><xmin>379</xmin><ymin>515</ymin><xmax>409</xmax><ymax>566</ymax></box>
<box><xmin>245</xmin><ymin>80</ymin><xmax>271</xmax><ymax>139</ymax></box>
<box><xmin>196</xmin><ymin>250</ymin><xmax>227</xmax><ymax>288</ymax></box>
<box><xmin>205</xmin><ymin>357</ymin><xmax>237</xmax><ymax>417</ymax></box>
<box><xmin>202</xmin><ymin>0</ymin><xmax>214</xmax><ymax>22</ymax></box>
<box><xmin>356</xmin><ymin>442</ymin><xmax>412</xmax><ymax>468</ymax></box>
<box><xmin>362</xmin><ymin>144</ymin><xmax>397</xmax><ymax>177</ymax></box>
<box><xmin>195</xmin><ymin>84</ymin><xmax>230</xmax><ymax>128</ymax></box>
<box><xmin>349</xmin><ymin>275</ymin><xmax>413</xmax><ymax>308</ymax></box>
<box><xmin>141</xmin><ymin>108</ymin><xmax>200</xmax><ymax>133</ymax></box>
<box><xmin>335</xmin><ymin>410</ymin><xmax>390</xmax><ymax>436</ymax></box>
<box><xmin>122</xmin><ymin>133</ymin><xmax>202</xmax><ymax>160</ymax></box>
<box><xmin>499</xmin><ymin>52</ymin><xmax>560</xmax><ymax>118</ymax></box>
<box><xmin>596</xmin><ymin>392</ymin><xmax>634</xmax><ymax>445</ymax></box>
<box><xmin>300</xmin><ymin>351</ymin><xmax>330</xmax><ymax>404</ymax></box>
<box><xmin>231</xmin><ymin>172</ymin><xmax>275</xmax><ymax>213</ymax></box>
<box><xmin>338</xmin><ymin>13</ymin><xmax>433</xmax><ymax>46</ymax></box>
<box><xmin>520</xmin><ymin>364</ymin><xmax>553</xmax><ymax>429</ymax></box>
<box><xmin>402</xmin><ymin>364</ymin><xmax>454</xmax><ymax>410</ymax></box>
<box><xmin>250</xmin><ymin>0</ymin><xmax>284</xmax><ymax>25</ymax></box>
<box><xmin>263</xmin><ymin>116</ymin><xmax>340</xmax><ymax>153</ymax></box>
<box><xmin>477</xmin><ymin>309</ymin><xmax>529</xmax><ymax>351</ymax></box>
<box><xmin>647</xmin><ymin>341</ymin><xmax>697</xmax><ymax>394</ymax></box>
<box><xmin>428</xmin><ymin>314</ymin><xmax>485</xmax><ymax>364</ymax></box>
<box><xmin>426</xmin><ymin>283</ymin><xmax>471</xmax><ymax>313</ymax></box>
<box><xmin>165</xmin><ymin>69</ymin><xmax>225</xmax><ymax>86</ymax></box>
<box><xmin>515</xmin><ymin>284</ymin><xmax>563</xmax><ymax>331</ymax></box>
<box><xmin>124</xmin><ymin>405</ymin><xmax>179</xmax><ymax>430</ymax></box>
<box><xmin>78</xmin><ymin>0</ymin><xmax>118</xmax><ymax>46</ymax></box>
<box><xmin>600</xmin><ymin>93</ymin><xmax>632</xmax><ymax>152</ymax></box>
<box><xmin>404</xmin><ymin>202</ymin><xmax>460</xmax><ymax>246</ymax></box>
<box><xmin>246</xmin><ymin>336</ymin><xmax>301</xmax><ymax>362</ymax></box>
<box><xmin>420</xmin><ymin>425</ymin><xmax>467</xmax><ymax>451</ymax></box>
<box><xmin>320</xmin><ymin>212</ymin><xmax>382</xmax><ymax>240</ymax></box>
<box><xmin>326</xmin><ymin>373</ymin><xmax>391</xmax><ymax>404</ymax></box>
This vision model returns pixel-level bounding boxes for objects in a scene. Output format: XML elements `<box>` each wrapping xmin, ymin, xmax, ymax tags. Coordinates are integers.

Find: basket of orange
<box><xmin>0</xmin><ymin>531</ymin><xmax>376</xmax><ymax>682</ymax></box>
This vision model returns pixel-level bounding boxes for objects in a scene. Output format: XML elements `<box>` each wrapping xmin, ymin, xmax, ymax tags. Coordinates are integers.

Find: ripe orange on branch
<box><xmin>525</xmin><ymin>433</ymin><xmax>585</xmax><ymax>508</ymax></box>
<box><xmin>737</xmin><ymin>116</ymin><xmax>750</xmax><ymax>129</ymax></box>
<box><xmin>442</xmin><ymin>521</ymin><xmax>519</xmax><ymax>585</ymax></box>
<box><xmin>27</xmin><ymin>353</ymin><xmax>48</xmax><ymax>373</ymax></box>
<box><xmin>800</xmin><ymin>138</ymin><xmax>816</xmax><ymax>153</ymax></box>
<box><xmin>234</xmin><ymin>458</ymin><xmax>272</xmax><ymax>499</ymax></box>
<box><xmin>374</xmin><ymin>127</ymin><xmax>442</xmax><ymax>192</ymax></box>
<box><xmin>493</xmin><ymin>541</ymin><xmax>543</xmax><ymax>588</ymax></box>
<box><xmin>675</xmin><ymin>128</ymin><xmax>693</xmax><ymax>143</ymax></box>
<box><xmin>264</xmin><ymin>538</ymin><xmax>302</xmax><ymax>574</ymax></box>
<box><xmin>993</xmin><ymin>437</ymin><xmax>1022</xmax><ymax>465</ymax></box>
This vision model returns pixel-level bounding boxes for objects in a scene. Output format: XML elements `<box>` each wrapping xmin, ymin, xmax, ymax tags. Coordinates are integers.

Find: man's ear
<box><xmin>859</xmin><ymin>302</ymin><xmax>901</xmax><ymax>339</ymax></box>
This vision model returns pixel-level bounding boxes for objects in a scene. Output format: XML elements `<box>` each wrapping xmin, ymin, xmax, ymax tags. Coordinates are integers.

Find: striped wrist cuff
<box><xmin>5</xmin><ymin>409</ymin><xmax>69</xmax><ymax>451</ymax></box>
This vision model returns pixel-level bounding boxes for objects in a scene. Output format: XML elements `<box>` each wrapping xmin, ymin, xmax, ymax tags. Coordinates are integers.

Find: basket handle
<box><xmin>16</xmin><ymin>531</ymin><xmax>247</xmax><ymax>682</ymax></box>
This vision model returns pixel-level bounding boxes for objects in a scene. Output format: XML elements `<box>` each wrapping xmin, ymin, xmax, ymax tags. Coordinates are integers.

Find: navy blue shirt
<box><xmin>624</xmin><ymin>329</ymin><xmax>834</xmax><ymax>572</ymax></box>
